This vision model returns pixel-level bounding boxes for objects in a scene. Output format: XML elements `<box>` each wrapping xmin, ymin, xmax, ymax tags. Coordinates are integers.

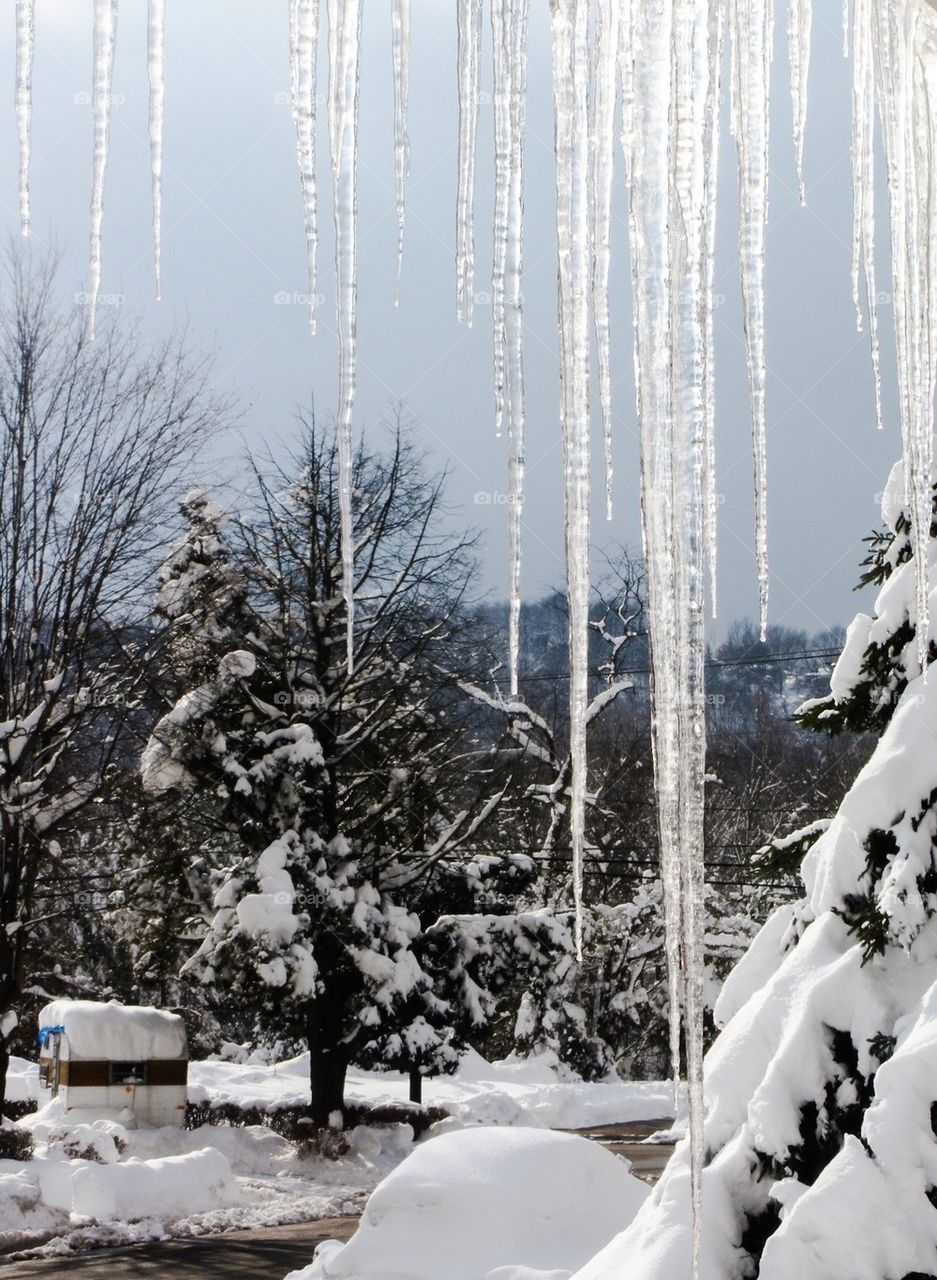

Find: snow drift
<box><xmin>289</xmin><ymin>1126</ymin><xmax>649</xmax><ymax>1280</ymax></box>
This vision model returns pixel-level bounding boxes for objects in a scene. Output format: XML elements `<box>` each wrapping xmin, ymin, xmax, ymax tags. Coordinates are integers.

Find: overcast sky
<box><xmin>0</xmin><ymin>2</ymin><xmax>902</xmax><ymax>640</ymax></box>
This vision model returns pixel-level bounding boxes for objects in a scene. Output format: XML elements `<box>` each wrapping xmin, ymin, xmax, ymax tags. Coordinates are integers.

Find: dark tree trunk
<box><xmin>306</xmin><ymin>976</ymin><xmax>353</xmax><ymax>1128</ymax></box>
<box><xmin>308</xmin><ymin>1045</ymin><xmax>348</xmax><ymax>1128</ymax></box>
<box><xmin>409</xmin><ymin>1067</ymin><xmax>423</xmax><ymax>1105</ymax></box>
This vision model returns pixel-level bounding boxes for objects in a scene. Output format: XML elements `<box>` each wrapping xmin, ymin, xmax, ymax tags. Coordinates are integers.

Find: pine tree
<box><xmin>143</xmin><ymin>424</ymin><xmax>572</xmax><ymax>1127</ymax></box>
<box><xmin>578</xmin><ymin>464</ymin><xmax>937</xmax><ymax>1279</ymax></box>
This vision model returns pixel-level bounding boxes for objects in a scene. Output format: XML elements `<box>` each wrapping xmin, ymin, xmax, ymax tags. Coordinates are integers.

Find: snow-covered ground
<box><xmin>1</xmin><ymin>1051</ymin><xmax>672</xmax><ymax>1260</ymax></box>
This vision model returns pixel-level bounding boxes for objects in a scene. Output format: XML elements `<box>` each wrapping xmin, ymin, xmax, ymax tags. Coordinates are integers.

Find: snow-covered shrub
<box><xmin>0</xmin><ymin>1120</ymin><xmax>33</xmax><ymax>1162</ymax></box>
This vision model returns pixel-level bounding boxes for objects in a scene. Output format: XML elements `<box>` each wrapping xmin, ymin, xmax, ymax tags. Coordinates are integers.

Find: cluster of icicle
<box><xmin>13</xmin><ymin>1</ymin><xmax>937</xmax><ymax>1275</ymax></box>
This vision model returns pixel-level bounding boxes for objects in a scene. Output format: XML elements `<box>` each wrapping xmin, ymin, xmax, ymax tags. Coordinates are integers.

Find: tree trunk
<box><xmin>409</xmin><ymin>1067</ymin><xmax>423</xmax><ymax>1105</ymax></box>
<box><xmin>308</xmin><ymin>1046</ymin><xmax>348</xmax><ymax>1128</ymax></box>
<box><xmin>307</xmin><ymin>981</ymin><xmax>352</xmax><ymax>1128</ymax></box>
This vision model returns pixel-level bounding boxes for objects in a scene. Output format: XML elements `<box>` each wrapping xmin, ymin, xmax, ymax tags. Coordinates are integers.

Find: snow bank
<box><xmin>37</xmin><ymin>1000</ymin><xmax>187</xmax><ymax>1060</ymax></box>
<box><xmin>289</xmin><ymin>1126</ymin><xmax>649</xmax><ymax>1280</ymax></box>
<box><xmin>71</xmin><ymin>1148</ymin><xmax>238</xmax><ymax>1220</ymax></box>
<box><xmin>187</xmin><ymin>1048</ymin><xmax>673</xmax><ymax>1131</ymax></box>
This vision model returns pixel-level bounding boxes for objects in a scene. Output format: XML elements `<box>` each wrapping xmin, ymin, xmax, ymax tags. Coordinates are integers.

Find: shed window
<box><xmin>109</xmin><ymin>1061</ymin><xmax>147</xmax><ymax>1085</ymax></box>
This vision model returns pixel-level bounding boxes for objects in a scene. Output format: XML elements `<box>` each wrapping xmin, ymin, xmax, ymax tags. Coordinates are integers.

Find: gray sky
<box><xmin>0</xmin><ymin>1</ymin><xmax>901</xmax><ymax>640</ymax></box>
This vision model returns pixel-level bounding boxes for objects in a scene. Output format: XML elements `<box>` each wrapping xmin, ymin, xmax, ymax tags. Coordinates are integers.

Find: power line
<box><xmin>492</xmin><ymin>647</ymin><xmax>842</xmax><ymax>684</ymax></box>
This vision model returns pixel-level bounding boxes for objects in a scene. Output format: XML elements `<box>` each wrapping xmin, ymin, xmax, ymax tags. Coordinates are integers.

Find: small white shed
<box><xmin>37</xmin><ymin>999</ymin><xmax>188</xmax><ymax>1128</ymax></box>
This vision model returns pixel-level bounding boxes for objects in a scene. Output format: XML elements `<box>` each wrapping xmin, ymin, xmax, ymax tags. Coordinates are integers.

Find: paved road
<box><xmin>1</xmin><ymin>1218</ymin><xmax>357</xmax><ymax>1280</ymax></box>
<box><xmin>1</xmin><ymin>1121</ymin><xmax>677</xmax><ymax>1277</ymax></box>
<box><xmin>570</xmin><ymin>1118</ymin><xmax>678</xmax><ymax>1183</ymax></box>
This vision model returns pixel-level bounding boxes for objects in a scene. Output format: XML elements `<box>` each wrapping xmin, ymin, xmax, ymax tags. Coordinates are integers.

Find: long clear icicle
<box><xmin>850</xmin><ymin>0</ymin><xmax>883</xmax><ymax>430</ymax></box>
<box><xmin>869</xmin><ymin>0</ymin><xmax>936</xmax><ymax>671</ymax></box>
<box><xmin>491</xmin><ymin>1</ymin><xmax>510</xmax><ymax>437</ymax></box>
<box><xmin>456</xmin><ymin>0</ymin><xmax>483</xmax><ymax>326</ymax></box>
<box><xmin>592</xmin><ymin>0</ymin><xmax>620</xmax><ymax>522</ymax></box>
<box><xmin>15</xmin><ymin>0</ymin><xmax>34</xmax><ymax>238</ymax></box>
<box><xmin>550</xmin><ymin>0</ymin><xmax>591</xmax><ymax>959</ymax></box>
<box><xmin>492</xmin><ymin>0</ymin><xmax>530</xmax><ymax>696</ymax></box>
<box><xmin>702</xmin><ymin>2</ymin><xmax>724</xmax><ymax>615</ymax></box>
<box><xmin>729</xmin><ymin>0</ymin><xmax>773</xmax><ymax>638</ymax></box>
<box><xmin>147</xmin><ymin>0</ymin><xmax>165</xmax><ymax>300</ymax></box>
<box><xmin>786</xmin><ymin>0</ymin><xmax>812</xmax><ymax>203</ymax></box>
<box><xmin>625</xmin><ymin>1</ymin><xmax>719</xmax><ymax>1272</ymax></box>
<box><xmin>290</xmin><ymin>0</ymin><xmax>320</xmax><ymax>335</ymax></box>
<box><xmin>327</xmin><ymin>0</ymin><xmax>362</xmax><ymax>672</ymax></box>
<box><xmin>391</xmin><ymin>0</ymin><xmax>411</xmax><ymax>303</ymax></box>
<box><xmin>86</xmin><ymin>0</ymin><xmax>118</xmax><ymax>343</ymax></box>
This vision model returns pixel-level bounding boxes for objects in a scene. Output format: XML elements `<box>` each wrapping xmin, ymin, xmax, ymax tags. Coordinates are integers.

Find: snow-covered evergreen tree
<box><xmin>576</xmin><ymin>465</ymin><xmax>937</xmax><ymax>1279</ymax></box>
<box><xmin>143</xmin><ymin>424</ymin><xmax>574</xmax><ymax>1125</ymax></box>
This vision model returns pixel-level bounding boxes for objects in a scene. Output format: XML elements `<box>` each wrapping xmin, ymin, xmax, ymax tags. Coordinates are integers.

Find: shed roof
<box><xmin>38</xmin><ymin>999</ymin><xmax>187</xmax><ymax>1061</ymax></box>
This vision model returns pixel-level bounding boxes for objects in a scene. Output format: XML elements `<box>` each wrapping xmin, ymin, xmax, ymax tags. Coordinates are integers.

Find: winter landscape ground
<box><xmin>1</xmin><ymin>1</ymin><xmax>937</xmax><ymax>1279</ymax></box>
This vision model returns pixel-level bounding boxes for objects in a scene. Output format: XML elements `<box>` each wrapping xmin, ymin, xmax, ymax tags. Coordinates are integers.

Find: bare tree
<box><xmin>0</xmin><ymin>248</ymin><xmax>229</xmax><ymax>1110</ymax></box>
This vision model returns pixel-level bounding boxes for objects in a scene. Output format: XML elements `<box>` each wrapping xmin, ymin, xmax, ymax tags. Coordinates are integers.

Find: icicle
<box><xmin>850</xmin><ymin>0</ymin><xmax>883</xmax><ymax>430</ymax></box>
<box><xmin>391</xmin><ymin>0</ymin><xmax>411</xmax><ymax>304</ymax></box>
<box><xmin>729</xmin><ymin>0</ymin><xmax>773</xmax><ymax>639</ymax></box>
<box><xmin>868</xmin><ymin>0</ymin><xmax>937</xmax><ymax>672</ymax></box>
<box><xmin>550</xmin><ymin>0</ymin><xmax>591</xmax><ymax>960</ymax></box>
<box><xmin>491</xmin><ymin>0</ymin><xmax>530</xmax><ymax>695</ymax></box>
<box><xmin>491</xmin><ymin>1</ymin><xmax>510</xmax><ymax>437</ymax></box>
<box><xmin>786</xmin><ymin>0</ymin><xmax>812</xmax><ymax>203</ymax></box>
<box><xmin>456</xmin><ymin>0</ymin><xmax>483</xmax><ymax>326</ymax></box>
<box><xmin>702</xmin><ymin>2</ymin><xmax>724</xmax><ymax>616</ymax></box>
<box><xmin>147</xmin><ymin>0</ymin><xmax>165</xmax><ymax>300</ymax></box>
<box><xmin>327</xmin><ymin>0</ymin><xmax>362</xmax><ymax>672</ymax></box>
<box><xmin>15</xmin><ymin>0</ymin><xmax>34</xmax><ymax>239</ymax></box>
<box><xmin>86</xmin><ymin>0</ymin><xmax>118</xmax><ymax>343</ymax></box>
<box><xmin>625</xmin><ymin>0</ymin><xmax>719</xmax><ymax>1271</ymax></box>
<box><xmin>290</xmin><ymin>0</ymin><xmax>321</xmax><ymax>335</ymax></box>
<box><xmin>592</xmin><ymin>0</ymin><xmax>619</xmax><ymax>522</ymax></box>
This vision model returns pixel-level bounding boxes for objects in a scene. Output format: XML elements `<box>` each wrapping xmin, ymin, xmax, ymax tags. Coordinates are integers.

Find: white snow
<box><xmin>285</xmin><ymin>1126</ymin><xmax>649</xmax><ymax>1280</ymax></box>
<box><xmin>186</xmin><ymin>1048</ymin><xmax>674</xmax><ymax>1133</ymax></box>
<box><xmin>2</xmin><ymin>1050</ymin><xmax>672</xmax><ymax>1260</ymax></box>
<box><xmin>36</xmin><ymin>1000</ymin><xmax>187</xmax><ymax>1061</ymax></box>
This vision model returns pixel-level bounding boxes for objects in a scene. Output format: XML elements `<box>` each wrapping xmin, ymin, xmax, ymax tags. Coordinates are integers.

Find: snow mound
<box><xmin>289</xmin><ymin>1126</ymin><xmax>649</xmax><ymax>1280</ymax></box>
<box><xmin>37</xmin><ymin>1147</ymin><xmax>238</xmax><ymax>1221</ymax></box>
<box><xmin>37</xmin><ymin>999</ymin><xmax>187</xmax><ymax>1060</ymax></box>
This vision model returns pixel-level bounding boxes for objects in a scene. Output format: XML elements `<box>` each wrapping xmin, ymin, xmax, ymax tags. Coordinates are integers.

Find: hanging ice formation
<box><xmin>491</xmin><ymin>0</ymin><xmax>530</xmax><ymax>696</ymax></box>
<box><xmin>786</xmin><ymin>0</ymin><xmax>812</xmax><ymax>203</ymax></box>
<box><xmin>456</xmin><ymin>0</ymin><xmax>483</xmax><ymax>326</ymax></box>
<box><xmin>850</xmin><ymin>0</ymin><xmax>884</xmax><ymax>432</ymax></box>
<box><xmin>86</xmin><ymin>0</ymin><xmax>118</xmax><ymax>342</ymax></box>
<box><xmin>290</xmin><ymin>0</ymin><xmax>321</xmax><ymax>335</ymax></box>
<box><xmin>592</xmin><ymin>0</ymin><xmax>619</xmax><ymax>522</ymax></box>
<box><xmin>15</xmin><ymin>0</ymin><xmax>34</xmax><ymax>239</ymax></box>
<box><xmin>147</xmin><ymin>0</ymin><xmax>165</xmax><ymax>300</ymax></box>
<box><xmin>327</xmin><ymin>0</ymin><xmax>362</xmax><ymax>674</ymax></box>
<box><xmin>550</xmin><ymin>0</ymin><xmax>592</xmax><ymax>958</ymax></box>
<box><xmin>392</xmin><ymin>0</ymin><xmax>411</xmax><ymax>303</ymax></box>
<box><xmin>863</xmin><ymin>0</ymin><xmax>937</xmax><ymax>672</ymax></box>
<box><xmin>729</xmin><ymin>0</ymin><xmax>772</xmax><ymax>641</ymax></box>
